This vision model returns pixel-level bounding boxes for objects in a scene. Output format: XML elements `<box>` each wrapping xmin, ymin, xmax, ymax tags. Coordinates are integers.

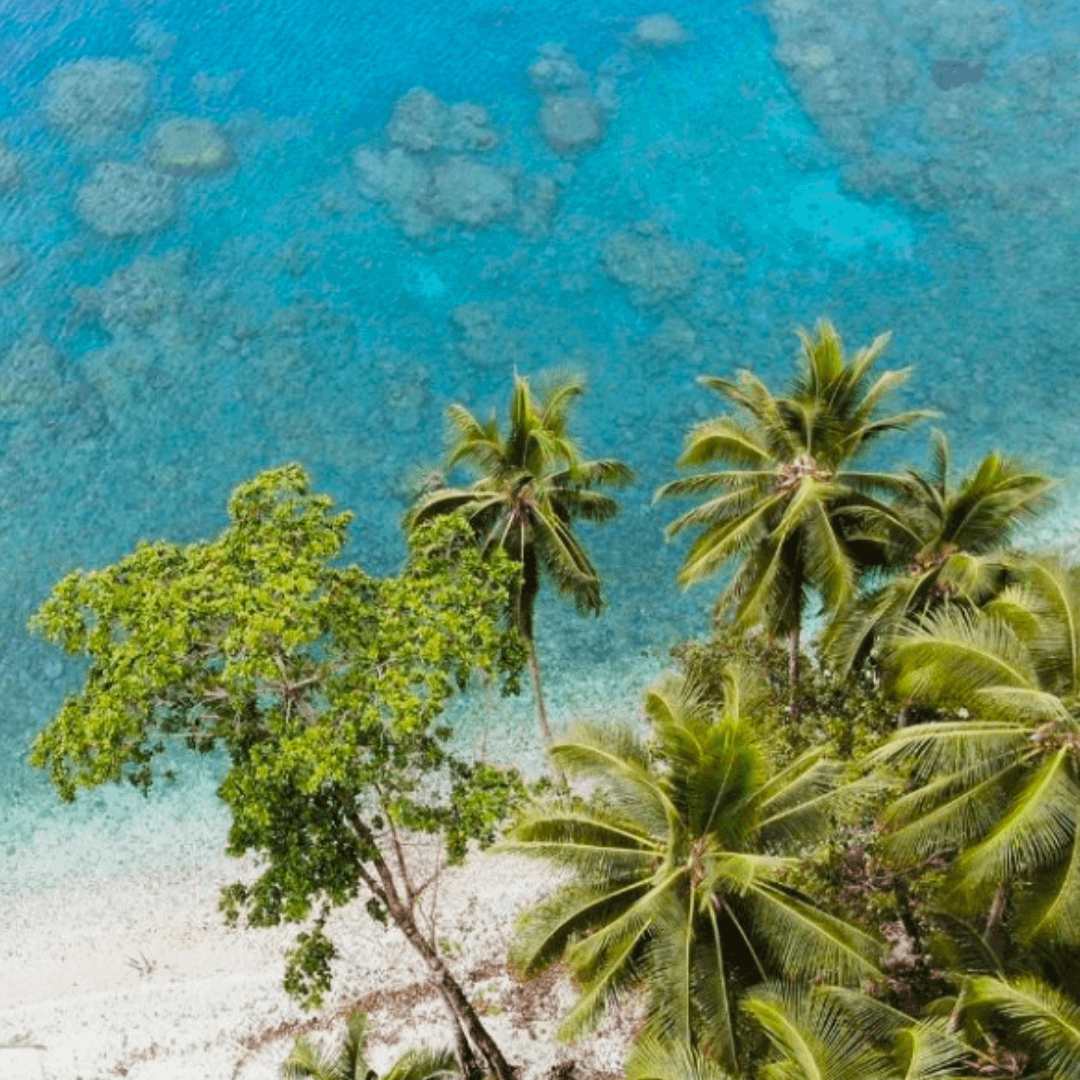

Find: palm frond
<box><xmin>505</xmin><ymin>876</ymin><xmax>651</xmax><ymax>978</ymax></box>
<box><xmin>624</xmin><ymin>1032</ymin><xmax>736</xmax><ymax>1080</ymax></box>
<box><xmin>381</xmin><ymin>1047</ymin><xmax>459</xmax><ymax>1080</ymax></box>
<box><xmin>675</xmin><ymin>418</ymin><xmax>774</xmax><ymax>469</ymax></box>
<box><xmin>546</xmin><ymin>721</ymin><xmax>680</xmax><ymax>834</ymax></box>
<box><xmin>887</xmin><ymin>609</ymin><xmax>1036</xmax><ymax>706</ymax></box>
<box><xmin>957</xmin><ymin>748</ymin><xmax>1078</xmax><ymax>895</ymax></box>
<box><xmin>1025</xmin><ymin>826</ymin><xmax>1080</xmax><ymax>947</ymax></box>
<box><xmin>965</xmin><ymin>974</ymin><xmax>1080</xmax><ymax>1079</ymax></box>
<box><xmin>743</xmin><ymin>982</ymin><xmax>889</xmax><ymax>1080</ymax></box>
<box><xmin>744</xmin><ymin>883</ymin><xmax>884</xmax><ymax>982</ymax></box>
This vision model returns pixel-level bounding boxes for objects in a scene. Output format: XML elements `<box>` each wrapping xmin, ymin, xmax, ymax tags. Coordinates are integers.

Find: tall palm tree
<box><xmin>655</xmin><ymin>320</ymin><xmax>930</xmax><ymax>685</ymax></box>
<box><xmin>869</xmin><ymin>556</ymin><xmax>1080</xmax><ymax>947</ymax></box>
<box><xmin>405</xmin><ymin>371</ymin><xmax>632</xmax><ymax>748</ymax></box>
<box><xmin>743</xmin><ymin>983</ymin><xmax>972</xmax><ymax>1080</ymax></box>
<box><xmin>494</xmin><ymin>664</ymin><xmax>882</xmax><ymax>1074</ymax></box>
<box><xmin>283</xmin><ymin>1009</ymin><xmax>459</xmax><ymax>1080</ymax></box>
<box><xmin>822</xmin><ymin>432</ymin><xmax>1053</xmax><ymax>678</ymax></box>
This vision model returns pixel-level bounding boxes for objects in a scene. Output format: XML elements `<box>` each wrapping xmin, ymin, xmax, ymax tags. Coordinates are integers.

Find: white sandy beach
<box><xmin>1</xmin><ymin>660</ymin><xmax>664</xmax><ymax>1080</ymax></box>
<box><xmin>0</xmin><ymin>834</ymin><xmax>643</xmax><ymax>1080</ymax></box>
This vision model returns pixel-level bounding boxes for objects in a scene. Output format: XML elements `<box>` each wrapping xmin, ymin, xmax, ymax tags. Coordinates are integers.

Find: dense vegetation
<box><xmin>28</xmin><ymin>321</ymin><xmax>1080</xmax><ymax>1078</ymax></box>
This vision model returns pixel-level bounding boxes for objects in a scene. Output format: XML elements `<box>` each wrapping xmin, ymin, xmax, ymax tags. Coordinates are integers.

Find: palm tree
<box><xmin>405</xmin><ymin>371</ymin><xmax>632</xmax><ymax>749</ymax></box>
<box><xmin>655</xmin><ymin>319</ymin><xmax>930</xmax><ymax>685</ymax></box>
<box><xmin>283</xmin><ymin>1009</ymin><xmax>459</xmax><ymax>1080</ymax></box>
<box><xmin>743</xmin><ymin>983</ymin><xmax>972</xmax><ymax>1080</ymax></box>
<box><xmin>963</xmin><ymin>974</ymin><xmax>1080</xmax><ymax>1080</ymax></box>
<box><xmin>869</xmin><ymin>556</ymin><xmax>1080</xmax><ymax>947</ymax></box>
<box><xmin>822</xmin><ymin>431</ymin><xmax>1053</xmax><ymax>678</ymax></box>
<box><xmin>494</xmin><ymin>664</ymin><xmax>882</xmax><ymax>1074</ymax></box>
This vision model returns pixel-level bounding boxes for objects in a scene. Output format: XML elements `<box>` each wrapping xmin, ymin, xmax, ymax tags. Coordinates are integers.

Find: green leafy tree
<box><xmin>744</xmin><ymin>983</ymin><xmax>972</xmax><ymax>1080</ymax></box>
<box><xmin>28</xmin><ymin>466</ymin><xmax>532</xmax><ymax>1080</ymax></box>
<box><xmin>494</xmin><ymin>664</ymin><xmax>882</xmax><ymax>1075</ymax></box>
<box><xmin>870</xmin><ymin>555</ymin><xmax>1080</xmax><ymax>951</ymax></box>
<box><xmin>656</xmin><ymin>319</ymin><xmax>930</xmax><ymax>685</ymax></box>
<box><xmin>822</xmin><ymin>432</ymin><xmax>1053</xmax><ymax>678</ymax></box>
<box><xmin>405</xmin><ymin>371</ymin><xmax>633</xmax><ymax>749</ymax></box>
<box><xmin>283</xmin><ymin>1009</ymin><xmax>459</xmax><ymax>1080</ymax></box>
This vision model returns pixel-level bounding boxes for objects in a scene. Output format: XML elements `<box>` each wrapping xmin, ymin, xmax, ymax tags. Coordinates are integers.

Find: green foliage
<box><xmin>283</xmin><ymin>1008</ymin><xmax>459</xmax><ymax>1080</ymax></box>
<box><xmin>672</xmin><ymin>627</ymin><xmax>903</xmax><ymax>768</ymax></box>
<box><xmin>495</xmin><ymin>661</ymin><xmax>882</xmax><ymax>1074</ymax></box>
<box><xmin>744</xmin><ymin>983</ymin><xmax>972</xmax><ymax>1080</ymax></box>
<box><xmin>785</xmin><ymin>831</ymin><xmax>954</xmax><ymax>1016</ymax></box>
<box><xmin>29</xmin><ymin>465</ymin><xmax>530</xmax><ymax>1011</ymax></box>
<box><xmin>963</xmin><ymin>974</ymin><xmax>1080</xmax><ymax>1080</ymax></box>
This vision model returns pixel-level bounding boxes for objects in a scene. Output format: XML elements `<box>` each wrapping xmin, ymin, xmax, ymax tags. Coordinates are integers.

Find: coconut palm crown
<box><xmin>656</xmin><ymin>320</ymin><xmax>932</xmax><ymax>684</ymax></box>
<box><xmin>494</xmin><ymin>663</ymin><xmax>882</xmax><ymax>1074</ymax></box>
<box><xmin>822</xmin><ymin>431</ymin><xmax>1054</xmax><ymax>677</ymax></box>
<box><xmin>404</xmin><ymin>371</ymin><xmax>633</xmax><ymax>747</ymax></box>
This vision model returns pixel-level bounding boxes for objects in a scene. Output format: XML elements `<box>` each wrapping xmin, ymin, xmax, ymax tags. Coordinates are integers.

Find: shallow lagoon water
<box><xmin>2</xmin><ymin>0</ymin><xmax>1080</xmax><ymax>894</ymax></box>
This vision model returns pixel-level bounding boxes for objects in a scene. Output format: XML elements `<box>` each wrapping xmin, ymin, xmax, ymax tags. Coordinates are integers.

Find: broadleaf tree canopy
<box><xmin>29</xmin><ymin>465</ymin><xmax>531</xmax><ymax>1009</ymax></box>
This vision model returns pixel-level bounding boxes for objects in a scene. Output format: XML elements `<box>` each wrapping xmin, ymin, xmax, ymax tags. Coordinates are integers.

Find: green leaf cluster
<box><xmin>28</xmin><ymin>465</ymin><xmax>530</xmax><ymax>1010</ymax></box>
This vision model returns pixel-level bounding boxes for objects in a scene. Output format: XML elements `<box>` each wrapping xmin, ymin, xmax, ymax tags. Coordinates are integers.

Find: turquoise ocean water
<box><xmin>2</xmin><ymin>0</ymin><xmax>1080</xmax><ymax>895</ymax></box>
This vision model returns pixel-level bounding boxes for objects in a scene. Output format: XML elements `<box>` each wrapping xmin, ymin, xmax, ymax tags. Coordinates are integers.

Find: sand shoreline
<box><xmin>1</xmin><ymin>826</ymin><xmax>642</xmax><ymax>1080</ymax></box>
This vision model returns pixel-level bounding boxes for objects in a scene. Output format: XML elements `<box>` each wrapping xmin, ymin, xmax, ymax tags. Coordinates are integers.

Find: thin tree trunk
<box><xmin>439</xmin><ymin>986</ymin><xmax>485</xmax><ymax>1080</ymax></box>
<box><xmin>985</xmin><ymin>881</ymin><xmax>1010</xmax><ymax>962</ymax></box>
<box><xmin>788</xmin><ymin>625</ymin><xmax>800</xmax><ymax>687</ymax></box>
<box><xmin>346</xmin><ymin>812</ymin><xmax>519</xmax><ymax>1080</ymax></box>
<box><xmin>527</xmin><ymin>639</ymin><xmax>554</xmax><ymax>748</ymax></box>
<box><xmin>527</xmin><ymin>638</ymin><xmax>567</xmax><ymax>786</ymax></box>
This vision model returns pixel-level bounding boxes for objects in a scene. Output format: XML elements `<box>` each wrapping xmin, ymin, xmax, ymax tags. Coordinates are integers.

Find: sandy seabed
<box><xmin>0</xmin><ymin>833</ymin><xmax>642</xmax><ymax>1080</ymax></box>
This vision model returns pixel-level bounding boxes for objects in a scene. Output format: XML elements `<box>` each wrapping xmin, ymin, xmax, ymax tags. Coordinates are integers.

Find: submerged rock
<box><xmin>603</xmin><ymin>223</ymin><xmax>698</xmax><ymax>303</ymax></box>
<box><xmin>76</xmin><ymin>162</ymin><xmax>178</xmax><ymax>237</ymax></box>
<box><xmin>44</xmin><ymin>58</ymin><xmax>151</xmax><ymax>140</ymax></box>
<box><xmin>629</xmin><ymin>13</ymin><xmax>688</xmax><ymax>49</ymax></box>
<box><xmin>0</xmin><ymin>142</ymin><xmax>22</xmax><ymax>192</ymax></box>
<box><xmin>450</xmin><ymin>303</ymin><xmax>530</xmax><ymax>369</ymax></box>
<box><xmin>538</xmin><ymin>94</ymin><xmax>604</xmax><ymax>154</ymax></box>
<box><xmin>354</xmin><ymin>146</ymin><xmax>431</xmax><ymax>204</ymax></box>
<box><xmin>0</xmin><ymin>244</ymin><xmax>25</xmax><ymax>284</ymax></box>
<box><xmin>527</xmin><ymin>45</ymin><xmax>589</xmax><ymax>93</ymax></box>
<box><xmin>387</xmin><ymin>87</ymin><xmax>498</xmax><ymax>153</ymax></box>
<box><xmin>354</xmin><ymin>145</ymin><xmax>516</xmax><ymax>234</ymax></box>
<box><xmin>517</xmin><ymin>174</ymin><xmax>561</xmax><ymax>236</ymax></box>
<box><xmin>430</xmin><ymin>157</ymin><xmax>514</xmax><ymax>226</ymax></box>
<box><xmin>931</xmin><ymin>59</ymin><xmax>986</xmax><ymax>90</ymax></box>
<box><xmin>0</xmin><ymin>337</ymin><xmax>66</xmax><ymax>413</ymax></box>
<box><xmin>148</xmin><ymin>118</ymin><xmax>233</xmax><ymax>175</ymax></box>
<box><xmin>74</xmin><ymin>251</ymin><xmax>190</xmax><ymax>329</ymax></box>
